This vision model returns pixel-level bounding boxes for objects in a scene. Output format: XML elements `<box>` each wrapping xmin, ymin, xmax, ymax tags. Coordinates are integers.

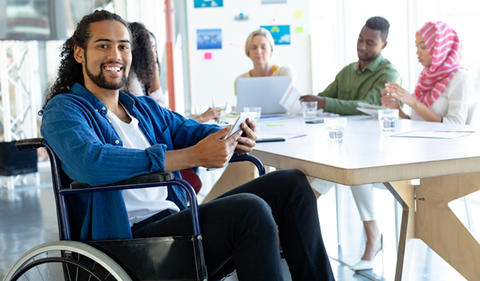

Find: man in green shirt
<box><xmin>302</xmin><ymin>16</ymin><xmax>400</xmax><ymax>271</ymax></box>
<box><xmin>301</xmin><ymin>16</ymin><xmax>400</xmax><ymax>115</ymax></box>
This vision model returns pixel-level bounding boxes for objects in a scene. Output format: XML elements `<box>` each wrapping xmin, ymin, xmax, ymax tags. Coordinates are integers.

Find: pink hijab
<box><xmin>414</xmin><ymin>21</ymin><xmax>462</xmax><ymax>107</ymax></box>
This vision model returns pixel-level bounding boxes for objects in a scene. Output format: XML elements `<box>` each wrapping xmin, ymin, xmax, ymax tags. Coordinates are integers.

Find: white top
<box><xmin>411</xmin><ymin>69</ymin><xmax>472</xmax><ymax>124</ymax></box>
<box><xmin>127</xmin><ymin>72</ymin><xmax>169</xmax><ymax>108</ymax></box>
<box><xmin>234</xmin><ymin>65</ymin><xmax>295</xmax><ymax>95</ymax></box>
<box><xmin>106</xmin><ymin>108</ymin><xmax>180</xmax><ymax>226</ymax></box>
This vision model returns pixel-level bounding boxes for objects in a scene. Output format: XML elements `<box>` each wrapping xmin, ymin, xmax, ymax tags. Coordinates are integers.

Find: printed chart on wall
<box><xmin>197</xmin><ymin>29</ymin><xmax>222</xmax><ymax>49</ymax></box>
<box><xmin>194</xmin><ymin>0</ymin><xmax>223</xmax><ymax>8</ymax></box>
<box><xmin>261</xmin><ymin>25</ymin><xmax>291</xmax><ymax>45</ymax></box>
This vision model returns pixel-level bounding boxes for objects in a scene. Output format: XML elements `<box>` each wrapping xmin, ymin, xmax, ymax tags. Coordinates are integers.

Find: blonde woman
<box><xmin>205</xmin><ymin>28</ymin><xmax>295</xmax><ymax>202</ymax></box>
<box><xmin>234</xmin><ymin>28</ymin><xmax>294</xmax><ymax>94</ymax></box>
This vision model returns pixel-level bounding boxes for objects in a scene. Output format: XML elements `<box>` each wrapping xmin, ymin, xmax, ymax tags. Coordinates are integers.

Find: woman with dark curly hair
<box><xmin>127</xmin><ymin>22</ymin><xmax>166</xmax><ymax>106</ymax></box>
<box><xmin>127</xmin><ymin>22</ymin><xmax>220</xmax><ymax>123</ymax></box>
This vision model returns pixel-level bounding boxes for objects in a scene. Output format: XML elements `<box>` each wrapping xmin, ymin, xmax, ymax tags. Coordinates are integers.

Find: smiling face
<box><xmin>357</xmin><ymin>26</ymin><xmax>386</xmax><ymax>63</ymax></box>
<box><xmin>74</xmin><ymin>20</ymin><xmax>132</xmax><ymax>92</ymax></box>
<box><xmin>415</xmin><ymin>33</ymin><xmax>432</xmax><ymax>67</ymax></box>
<box><xmin>247</xmin><ymin>35</ymin><xmax>273</xmax><ymax>65</ymax></box>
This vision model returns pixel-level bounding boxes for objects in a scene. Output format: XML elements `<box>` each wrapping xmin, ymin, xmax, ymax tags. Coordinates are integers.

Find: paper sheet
<box><xmin>390</xmin><ymin>130</ymin><xmax>475</xmax><ymax>139</ymax></box>
<box><xmin>279</xmin><ymin>85</ymin><xmax>302</xmax><ymax>115</ymax></box>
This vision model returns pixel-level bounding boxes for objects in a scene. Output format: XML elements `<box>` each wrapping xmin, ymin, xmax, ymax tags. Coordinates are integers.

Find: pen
<box><xmin>257</xmin><ymin>137</ymin><xmax>286</xmax><ymax>143</ymax></box>
<box><xmin>211</xmin><ymin>96</ymin><xmax>216</xmax><ymax>108</ymax></box>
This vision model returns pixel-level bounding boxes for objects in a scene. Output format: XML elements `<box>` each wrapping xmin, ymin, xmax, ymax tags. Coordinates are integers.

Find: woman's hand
<box><xmin>383</xmin><ymin>83</ymin><xmax>417</xmax><ymax>107</ymax></box>
<box><xmin>381</xmin><ymin>84</ymin><xmax>411</xmax><ymax>119</ymax></box>
<box><xmin>193</xmin><ymin>107</ymin><xmax>221</xmax><ymax>123</ymax></box>
<box><xmin>380</xmin><ymin>89</ymin><xmax>400</xmax><ymax>109</ymax></box>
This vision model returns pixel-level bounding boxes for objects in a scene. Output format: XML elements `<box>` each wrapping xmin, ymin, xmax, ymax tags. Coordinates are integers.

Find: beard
<box><xmin>85</xmin><ymin>57</ymin><xmax>128</xmax><ymax>90</ymax></box>
<box><xmin>357</xmin><ymin>51</ymin><xmax>379</xmax><ymax>63</ymax></box>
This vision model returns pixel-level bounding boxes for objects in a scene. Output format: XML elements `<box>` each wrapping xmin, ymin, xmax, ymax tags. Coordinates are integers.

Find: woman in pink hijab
<box><xmin>381</xmin><ymin>21</ymin><xmax>472</xmax><ymax>124</ymax></box>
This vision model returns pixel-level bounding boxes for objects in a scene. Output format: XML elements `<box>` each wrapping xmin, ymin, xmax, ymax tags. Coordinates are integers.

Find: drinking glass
<box><xmin>378</xmin><ymin>109</ymin><xmax>399</xmax><ymax>131</ymax></box>
<box><xmin>324</xmin><ymin>117</ymin><xmax>347</xmax><ymax>142</ymax></box>
<box><xmin>301</xmin><ymin>101</ymin><xmax>317</xmax><ymax>122</ymax></box>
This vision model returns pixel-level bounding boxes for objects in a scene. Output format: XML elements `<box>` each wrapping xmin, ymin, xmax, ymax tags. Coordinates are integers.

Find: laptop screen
<box><xmin>236</xmin><ymin>76</ymin><xmax>292</xmax><ymax>115</ymax></box>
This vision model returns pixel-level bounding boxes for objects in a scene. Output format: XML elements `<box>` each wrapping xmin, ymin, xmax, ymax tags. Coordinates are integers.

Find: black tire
<box><xmin>3</xmin><ymin>241</ymin><xmax>132</xmax><ymax>281</ymax></box>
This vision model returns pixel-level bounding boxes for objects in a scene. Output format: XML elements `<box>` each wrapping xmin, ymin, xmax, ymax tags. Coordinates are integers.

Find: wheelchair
<box><xmin>3</xmin><ymin>138</ymin><xmax>265</xmax><ymax>281</ymax></box>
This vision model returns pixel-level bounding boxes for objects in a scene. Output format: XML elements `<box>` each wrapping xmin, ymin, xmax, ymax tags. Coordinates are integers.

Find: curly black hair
<box><xmin>40</xmin><ymin>10</ymin><xmax>129</xmax><ymax>114</ymax></box>
<box><xmin>365</xmin><ymin>16</ymin><xmax>390</xmax><ymax>42</ymax></box>
<box><xmin>128</xmin><ymin>22</ymin><xmax>159</xmax><ymax>93</ymax></box>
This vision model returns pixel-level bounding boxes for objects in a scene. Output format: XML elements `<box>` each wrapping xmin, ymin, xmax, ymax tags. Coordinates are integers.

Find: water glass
<box><xmin>301</xmin><ymin>101</ymin><xmax>318</xmax><ymax>122</ymax></box>
<box><xmin>324</xmin><ymin>117</ymin><xmax>347</xmax><ymax>142</ymax></box>
<box><xmin>242</xmin><ymin>106</ymin><xmax>262</xmax><ymax>125</ymax></box>
<box><xmin>378</xmin><ymin>109</ymin><xmax>399</xmax><ymax>131</ymax></box>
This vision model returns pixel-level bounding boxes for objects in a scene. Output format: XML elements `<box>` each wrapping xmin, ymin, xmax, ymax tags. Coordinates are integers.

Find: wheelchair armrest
<box><xmin>67</xmin><ymin>172</ymin><xmax>202</xmax><ymax>236</ymax></box>
<box><xmin>70</xmin><ymin>172</ymin><xmax>176</xmax><ymax>189</ymax></box>
<box><xmin>15</xmin><ymin>138</ymin><xmax>45</xmax><ymax>150</ymax></box>
<box><xmin>230</xmin><ymin>153</ymin><xmax>266</xmax><ymax>176</ymax></box>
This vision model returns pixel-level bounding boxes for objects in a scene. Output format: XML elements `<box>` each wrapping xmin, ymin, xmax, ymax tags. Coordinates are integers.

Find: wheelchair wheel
<box><xmin>3</xmin><ymin>241</ymin><xmax>132</xmax><ymax>281</ymax></box>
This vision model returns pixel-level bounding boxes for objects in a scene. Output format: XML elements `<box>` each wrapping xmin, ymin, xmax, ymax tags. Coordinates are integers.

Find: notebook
<box><xmin>236</xmin><ymin>76</ymin><xmax>292</xmax><ymax>115</ymax></box>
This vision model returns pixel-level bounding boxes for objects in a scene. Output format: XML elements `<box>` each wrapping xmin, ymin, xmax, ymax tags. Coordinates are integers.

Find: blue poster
<box><xmin>197</xmin><ymin>29</ymin><xmax>222</xmax><ymax>49</ymax></box>
<box><xmin>261</xmin><ymin>25</ymin><xmax>291</xmax><ymax>45</ymax></box>
<box><xmin>194</xmin><ymin>0</ymin><xmax>223</xmax><ymax>8</ymax></box>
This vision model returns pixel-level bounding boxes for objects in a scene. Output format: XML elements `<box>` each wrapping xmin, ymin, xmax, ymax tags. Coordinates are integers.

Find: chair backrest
<box><xmin>466</xmin><ymin>100</ymin><xmax>479</xmax><ymax>126</ymax></box>
<box><xmin>39</xmin><ymin>140</ymin><xmax>78</xmax><ymax>240</ymax></box>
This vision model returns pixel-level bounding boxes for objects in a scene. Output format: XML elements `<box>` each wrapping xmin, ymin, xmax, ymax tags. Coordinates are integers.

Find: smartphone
<box><xmin>207</xmin><ymin>116</ymin><xmax>249</xmax><ymax>171</ymax></box>
<box><xmin>305</xmin><ymin>119</ymin><xmax>324</xmax><ymax>124</ymax></box>
<box><xmin>227</xmin><ymin>115</ymin><xmax>248</xmax><ymax>138</ymax></box>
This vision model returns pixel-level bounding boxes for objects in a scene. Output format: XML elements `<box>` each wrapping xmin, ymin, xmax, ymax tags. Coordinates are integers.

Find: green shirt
<box><xmin>319</xmin><ymin>55</ymin><xmax>400</xmax><ymax>115</ymax></box>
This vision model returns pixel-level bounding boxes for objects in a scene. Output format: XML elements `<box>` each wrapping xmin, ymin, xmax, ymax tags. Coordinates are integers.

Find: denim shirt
<box><xmin>41</xmin><ymin>83</ymin><xmax>219</xmax><ymax>240</ymax></box>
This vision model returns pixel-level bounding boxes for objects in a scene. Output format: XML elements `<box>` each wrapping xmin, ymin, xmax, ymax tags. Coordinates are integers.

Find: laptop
<box><xmin>236</xmin><ymin>76</ymin><xmax>292</xmax><ymax>115</ymax></box>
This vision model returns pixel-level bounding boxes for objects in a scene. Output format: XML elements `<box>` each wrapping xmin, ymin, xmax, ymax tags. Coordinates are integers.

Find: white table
<box><xmin>252</xmin><ymin>115</ymin><xmax>480</xmax><ymax>281</ymax></box>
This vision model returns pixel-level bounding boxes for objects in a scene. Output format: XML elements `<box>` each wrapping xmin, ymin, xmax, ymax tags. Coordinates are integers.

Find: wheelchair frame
<box><xmin>3</xmin><ymin>138</ymin><xmax>265</xmax><ymax>281</ymax></box>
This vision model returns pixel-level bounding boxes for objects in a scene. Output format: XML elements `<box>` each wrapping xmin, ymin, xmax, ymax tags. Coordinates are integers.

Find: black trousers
<box><xmin>132</xmin><ymin>169</ymin><xmax>335</xmax><ymax>281</ymax></box>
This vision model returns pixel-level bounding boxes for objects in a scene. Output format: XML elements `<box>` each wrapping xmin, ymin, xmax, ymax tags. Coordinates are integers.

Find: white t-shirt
<box><xmin>411</xmin><ymin>69</ymin><xmax>472</xmax><ymax>124</ymax></box>
<box><xmin>106</xmin><ymin>108</ymin><xmax>180</xmax><ymax>226</ymax></box>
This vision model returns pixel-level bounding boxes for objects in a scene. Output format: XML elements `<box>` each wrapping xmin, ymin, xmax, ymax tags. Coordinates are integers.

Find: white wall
<box><xmin>186</xmin><ymin>0</ymin><xmax>311</xmax><ymax>113</ymax></box>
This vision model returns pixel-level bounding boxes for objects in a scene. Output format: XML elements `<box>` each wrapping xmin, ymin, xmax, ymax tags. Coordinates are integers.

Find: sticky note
<box><xmin>294</xmin><ymin>10</ymin><xmax>303</xmax><ymax>19</ymax></box>
<box><xmin>295</xmin><ymin>26</ymin><xmax>304</xmax><ymax>33</ymax></box>
<box><xmin>204</xmin><ymin>52</ymin><xmax>212</xmax><ymax>60</ymax></box>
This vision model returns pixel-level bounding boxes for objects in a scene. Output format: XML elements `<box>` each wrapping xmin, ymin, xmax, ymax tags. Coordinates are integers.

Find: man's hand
<box><xmin>165</xmin><ymin>125</ymin><xmax>242</xmax><ymax>171</ymax></box>
<box><xmin>190</xmin><ymin>125</ymin><xmax>241</xmax><ymax>168</ymax></box>
<box><xmin>299</xmin><ymin>95</ymin><xmax>325</xmax><ymax>109</ymax></box>
<box><xmin>235</xmin><ymin>117</ymin><xmax>257</xmax><ymax>154</ymax></box>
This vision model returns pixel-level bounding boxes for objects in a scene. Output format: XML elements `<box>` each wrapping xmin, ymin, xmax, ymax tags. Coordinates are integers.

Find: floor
<box><xmin>0</xmin><ymin>161</ymin><xmax>478</xmax><ymax>280</ymax></box>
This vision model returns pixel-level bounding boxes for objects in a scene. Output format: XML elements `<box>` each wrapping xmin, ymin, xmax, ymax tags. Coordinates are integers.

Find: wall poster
<box><xmin>194</xmin><ymin>0</ymin><xmax>224</xmax><ymax>8</ymax></box>
<box><xmin>197</xmin><ymin>29</ymin><xmax>222</xmax><ymax>49</ymax></box>
<box><xmin>261</xmin><ymin>25</ymin><xmax>291</xmax><ymax>45</ymax></box>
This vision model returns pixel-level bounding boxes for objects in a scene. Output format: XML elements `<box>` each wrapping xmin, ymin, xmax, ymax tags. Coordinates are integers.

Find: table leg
<box><xmin>416</xmin><ymin>173</ymin><xmax>480</xmax><ymax>280</ymax></box>
<box><xmin>384</xmin><ymin>181</ymin><xmax>414</xmax><ymax>281</ymax></box>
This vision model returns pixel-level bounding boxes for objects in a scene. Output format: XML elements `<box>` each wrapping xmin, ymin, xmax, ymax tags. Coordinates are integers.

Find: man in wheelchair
<box><xmin>39</xmin><ymin>10</ymin><xmax>335</xmax><ymax>281</ymax></box>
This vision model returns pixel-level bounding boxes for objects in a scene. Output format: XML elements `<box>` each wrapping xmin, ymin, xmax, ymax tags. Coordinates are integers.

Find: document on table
<box><xmin>258</xmin><ymin>132</ymin><xmax>307</xmax><ymax>140</ymax></box>
<box><xmin>390</xmin><ymin>130</ymin><xmax>475</xmax><ymax>139</ymax></box>
<box><xmin>279</xmin><ymin>85</ymin><xmax>302</xmax><ymax>115</ymax></box>
<box><xmin>356</xmin><ymin>102</ymin><xmax>385</xmax><ymax>118</ymax></box>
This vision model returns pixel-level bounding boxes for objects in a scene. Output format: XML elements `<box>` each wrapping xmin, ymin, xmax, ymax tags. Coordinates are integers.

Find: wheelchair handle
<box><xmin>230</xmin><ymin>153</ymin><xmax>266</xmax><ymax>176</ymax></box>
<box><xmin>15</xmin><ymin>138</ymin><xmax>45</xmax><ymax>150</ymax></box>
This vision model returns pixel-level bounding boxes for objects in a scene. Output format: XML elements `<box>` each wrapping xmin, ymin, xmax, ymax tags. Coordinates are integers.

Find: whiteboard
<box><xmin>186</xmin><ymin>0</ymin><xmax>311</xmax><ymax>113</ymax></box>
